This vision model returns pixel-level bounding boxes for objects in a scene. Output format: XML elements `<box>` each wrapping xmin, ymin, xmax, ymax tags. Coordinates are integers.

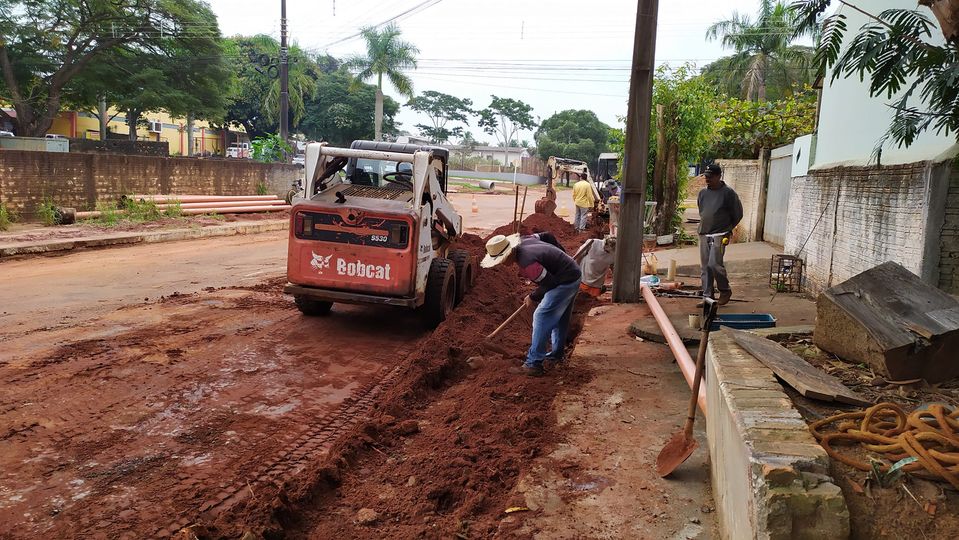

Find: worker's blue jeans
<box><xmin>525</xmin><ymin>280</ymin><xmax>580</xmax><ymax>368</ymax></box>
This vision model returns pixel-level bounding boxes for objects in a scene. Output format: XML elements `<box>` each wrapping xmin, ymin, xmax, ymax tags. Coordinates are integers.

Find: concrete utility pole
<box><xmin>612</xmin><ymin>0</ymin><xmax>659</xmax><ymax>302</ymax></box>
<box><xmin>279</xmin><ymin>0</ymin><xmax>290</xmax><ymax>142</ymax></box>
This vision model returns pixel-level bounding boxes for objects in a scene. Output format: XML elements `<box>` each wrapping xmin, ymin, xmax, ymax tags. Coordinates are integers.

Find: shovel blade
<box><xmin>656</xmin><ymin>431</ymin><xmax>699</xmax><ymax>477</ymax></box>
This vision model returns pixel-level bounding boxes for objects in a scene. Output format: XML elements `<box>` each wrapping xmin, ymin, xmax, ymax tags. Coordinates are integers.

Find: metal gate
<box><xmin>763</xmin><ymin>144</ymin><xmax>793</xmax><ymax>246</ymax></box>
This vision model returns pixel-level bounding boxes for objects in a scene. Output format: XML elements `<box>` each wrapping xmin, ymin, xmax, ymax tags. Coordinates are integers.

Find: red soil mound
<box><xmin>202</xmin><ymin>225</ymin><xmax>600</xmax><ymax>539</ymax></box>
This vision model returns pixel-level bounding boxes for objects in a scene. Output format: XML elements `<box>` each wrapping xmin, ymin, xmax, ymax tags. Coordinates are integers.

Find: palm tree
<box><xmin>706</xmin><ymin>0</ymin><xmax>813</xmax><ymax>101</ymax></box>
<box><xmin>344</xmin><ymin>23</ymin><xmax>419</xmax><ymax>140</ymax></box>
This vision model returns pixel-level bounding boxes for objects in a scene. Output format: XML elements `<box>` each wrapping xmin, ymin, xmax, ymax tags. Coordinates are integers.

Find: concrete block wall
<box><xmin>783</xmin><ymin>162</ymin><xmax>952</xmax><ymax>295</ymax></box>
<box><xmin>706</xmin><ymin>330</ymin><xmax>849</xmax><ymax>540</ymax></box>
<box><xmin>717</xmin><ymin>159</ymin><xmax>762</xmax><ymax>243</ymax></box>
<box><xmin>0</xmin><ymin>150</ymin><xmax>301</xmax><ymax>218</ymax></box>
<box><xmin>938</xmin><ymin>165</ymin><xmax>959</xmax><ymax>293</ymax></box>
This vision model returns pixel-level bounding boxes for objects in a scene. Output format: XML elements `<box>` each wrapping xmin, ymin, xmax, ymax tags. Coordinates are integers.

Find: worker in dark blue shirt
<box><xmin>481</xmin><ymin>232</ymin><xmax>581</xmax><ymax>376</ymax></box>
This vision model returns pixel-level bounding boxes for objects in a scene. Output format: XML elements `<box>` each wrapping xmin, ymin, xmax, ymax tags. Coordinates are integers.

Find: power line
<box><xmin>316</xmin><ymin>0</ymin><xmax>445</xmax><ymax>49</ymax></box>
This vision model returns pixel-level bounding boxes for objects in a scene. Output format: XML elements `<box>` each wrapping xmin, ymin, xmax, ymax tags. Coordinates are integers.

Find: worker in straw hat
<box><xmin>481</xmin><ymin>231</ymin><xmax>582</xmax><ymax>377</ymax></box>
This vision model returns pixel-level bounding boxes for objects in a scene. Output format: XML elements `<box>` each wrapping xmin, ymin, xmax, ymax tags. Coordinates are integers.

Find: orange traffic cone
<box><xmin>471</xmin><ymin>194</ymin><xmax>479</xmax><ymax>214</ymax></box>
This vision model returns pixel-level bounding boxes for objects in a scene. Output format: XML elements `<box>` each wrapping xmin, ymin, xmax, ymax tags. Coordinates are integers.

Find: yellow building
<box><xmin>47</xmin><ymin>109</ymin><xmax>247</xmax><ymax>156</ymax></box>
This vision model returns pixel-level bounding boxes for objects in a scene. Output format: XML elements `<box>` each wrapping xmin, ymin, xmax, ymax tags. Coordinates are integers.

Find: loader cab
<box><xmin>346</xmin><ymin>140</ymin><xmax>449</xmax><ymax>193</ymax></box>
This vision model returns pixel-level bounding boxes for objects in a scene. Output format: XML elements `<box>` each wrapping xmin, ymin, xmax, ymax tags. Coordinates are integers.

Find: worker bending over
<box><xmin>482</xmin><ymin>232</ymin><xmax>581</xmax><ymax>377</ymax></box>
<box><xmin>573</xmin><ymin>235</ymin><xmax>616</xmax><ymax>297</ymax></box>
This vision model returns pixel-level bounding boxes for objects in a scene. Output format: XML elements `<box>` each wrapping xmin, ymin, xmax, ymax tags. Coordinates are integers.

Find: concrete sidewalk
<box><xmin>0</xmin><ymin>219</ymin><xmax>288</xmax><ymax>260</ymax></box>
<box><xmin>499</xmin><ymin>304</ymin><xmax>717</xmax><ymax>539</ymax></box>
<box><xmin>653</xmin><ymin>241</ymin><xmax>781</xmax><ymax>271</ymax></box>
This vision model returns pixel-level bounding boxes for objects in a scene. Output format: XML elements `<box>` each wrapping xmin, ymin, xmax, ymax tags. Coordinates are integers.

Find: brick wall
<box><xmin>717</xmin><ymin>159</ymin><xmax>762</xmax><ymax>242</ymax></box>
<box><xmin>0</xmin><ymin>150</ymin><xmax>301</xmax><ymax>218</ymax></box>
<box><xmin>783</xmin><ymin>161</ymin><xmax>953</xmax><ymax>295</ymax></box>
<box><xmin>939</xmin><ymin>165</ymin><xmax>959</xmax><ymax>293</ymax></box>
<box><xmin>69</xmin><ymin>139</ymin><xmax>170</xmax><ymax>156</ymax></box>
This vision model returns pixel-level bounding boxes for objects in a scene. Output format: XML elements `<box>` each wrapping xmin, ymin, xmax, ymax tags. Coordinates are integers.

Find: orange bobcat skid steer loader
<box><xmin>284</xmin><ymin>141</ymin><xmax>477</xmax><ymax>326</ymax></box>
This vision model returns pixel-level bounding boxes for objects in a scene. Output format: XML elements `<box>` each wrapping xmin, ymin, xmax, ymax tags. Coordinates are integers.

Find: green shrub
<box><xmin>125</xmin><ymin>198</ymin><xmax>162</xmax><ymax>222</ymax></box>
<box><xmin>255</xmin><ymin>182</ymin><xmax>269</xmax><ymax>195</ymax></box>
<box><xmin>163</xmin><ymin>199</ymin><xmax>183</xmax><ymax>218</ymax></box>
<box><xmin>0</xmin><ymin>202</ymin><xmax>16</xmax><ymax>231</ymax></box>
<box><xmin>37</xmin><ymin>199</ymin><xmax>58</xmax><ymax>226</ymax></box>
<box><xmin>95</xmin><ymin>201</ymin><xmax>121</xmax><ymax>226</ymax></box>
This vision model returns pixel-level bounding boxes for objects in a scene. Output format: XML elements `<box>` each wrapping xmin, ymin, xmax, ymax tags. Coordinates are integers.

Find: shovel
<box><xmin>656</xmin><ymin>298</ymin><xmax>718</xmax><ymax>477</ymax></box>
<box><xmin>475</xmin><ymin>303</ymin><xmax>531</xmax><ymax>356</ymax></box>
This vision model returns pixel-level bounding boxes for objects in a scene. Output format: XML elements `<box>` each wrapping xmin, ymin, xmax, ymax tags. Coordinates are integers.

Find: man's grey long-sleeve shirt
<box><xmin>697</xmin><ymin>183</ymin><xmax>743</xmax><ymax>235</ymax></box>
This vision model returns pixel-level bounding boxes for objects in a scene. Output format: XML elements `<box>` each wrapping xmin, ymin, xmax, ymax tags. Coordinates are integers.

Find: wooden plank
<box><xmin>730</xmin><ymin>329</ymin><xmax>872</xmax><ymax>407</ymax></box>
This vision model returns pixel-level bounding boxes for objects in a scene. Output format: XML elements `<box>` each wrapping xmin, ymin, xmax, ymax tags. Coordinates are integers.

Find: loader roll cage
<box><xmin>305</xmin><ymin>142</ymin><xmax>449</xmax><ymax>198</ymax></box>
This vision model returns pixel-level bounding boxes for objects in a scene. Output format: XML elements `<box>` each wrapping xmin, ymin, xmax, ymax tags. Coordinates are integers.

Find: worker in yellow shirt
<box><xmin>572</xmin><ymin>173</ymin><xmax>596</xmax><ymax>231</ymax></box>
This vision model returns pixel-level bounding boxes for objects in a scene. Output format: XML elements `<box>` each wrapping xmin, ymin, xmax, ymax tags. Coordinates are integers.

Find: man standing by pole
<box><xmin>572</xmin><ymin>173</ymin><xmax>596</xmax><ymax>232</ymax></box>
<box><xmin>696</xmin><ymin>163</ymin><xmax>743</xmax><ymax>305</ymax></box>
<box><xmin>279</xmin><ymin>0</ymin><xmax>289</xmax><ymax>143</ymax></box>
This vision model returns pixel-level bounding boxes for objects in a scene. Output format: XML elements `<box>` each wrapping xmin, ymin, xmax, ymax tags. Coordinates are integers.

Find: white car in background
<box><xmin>0</xmin><ymin>131</ymin><xmax>13</xmax><ymax>138</ymax></box>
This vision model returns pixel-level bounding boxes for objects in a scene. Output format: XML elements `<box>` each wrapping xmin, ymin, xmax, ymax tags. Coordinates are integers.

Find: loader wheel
<box><xmin>424</xmin><ymin>257</ymin><xmax>457</xmax><ymax>327</ymax></box>
<box><xmin>450</xmin><ymin>249</ymin><xmax>477</xmax><ymax>305</ymax></box>
<box><xmin>294</xmin><ymin>295</ymin><xmax>333</xmax><ymax>316</ymax></box>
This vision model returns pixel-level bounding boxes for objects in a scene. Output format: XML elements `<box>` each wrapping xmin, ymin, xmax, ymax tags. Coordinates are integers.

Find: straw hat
<box><xmin>481</xmin><ymin>233</ymin><xmax>521</xmax><ymax>268</ymax></box>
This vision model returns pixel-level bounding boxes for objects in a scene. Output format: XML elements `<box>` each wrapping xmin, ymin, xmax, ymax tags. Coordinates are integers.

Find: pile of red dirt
<box><xmin>198</xmin><ymin>228</ymin><xmax>600</xmax><ymax>538</ymax></box>
<box><xmin>486</xmin><ymin>212</ymin><xmax>606</xmax><ymax>249</ymax></box>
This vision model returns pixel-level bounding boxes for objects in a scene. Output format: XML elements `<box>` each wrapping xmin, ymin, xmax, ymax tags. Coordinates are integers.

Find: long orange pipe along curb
<box><xmin>640</xmin><ymin>284</ymin><xmax>707</xmax><ymax>413</ymax></box>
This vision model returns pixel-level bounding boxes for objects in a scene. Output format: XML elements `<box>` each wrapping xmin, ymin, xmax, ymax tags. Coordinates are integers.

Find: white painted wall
<box><xmin>814</xmin><ymin>0</ymin><xmax>956</xmax><ymax>168</ymax></box>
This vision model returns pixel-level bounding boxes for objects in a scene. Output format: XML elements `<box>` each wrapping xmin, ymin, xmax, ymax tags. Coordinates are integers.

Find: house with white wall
<box><xmin>779</xmin><ymin>0</ymin><xmax>959</xmax><ymax>295</ymax></box>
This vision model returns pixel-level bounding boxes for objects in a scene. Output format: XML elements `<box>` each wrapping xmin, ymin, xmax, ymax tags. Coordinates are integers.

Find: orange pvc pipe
<box><xmin>179</xmin><ymin>205</ymin><xmax>290</xmax><ymax>215</ymax></box>
<box><xmin>157</xmin><ymin>200</ymin><xmax>286</xmax><ymax>210</ymax></box>
<box><xmin>132</xmin><ymin>194</ymin><xmax>279</xmax><ymax>202</ymax></box>
<box><xmin>75</xmin><ymin>205</ymin><xmax>290</xmax><ymax>220</ymax></box>
<box><xmin>641</xmin><ymin>284</ymin><xmax>707</xmax><ymax>413</ymax></box>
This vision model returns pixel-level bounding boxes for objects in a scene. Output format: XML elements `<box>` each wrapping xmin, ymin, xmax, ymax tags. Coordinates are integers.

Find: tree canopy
<box><xmin>533</xmin><ymin>109</ymin><xmax>610</xmax><ymax>167</ymax></box>
<box><xmin>343</xmin><ymin>23</ymin><xmax>418</xmax><ymax>141</ymax></box>
<box><xmin>709</xmin><ymin>85</ymin><xmax>817</xmax><ymax>159</ymax></box>
<box><xmin>407</xmin><ymin>90</ymin><xmax>473</xmax><ymax>143</ymax></box>
<box><xmin>0</xmin><ymin>0</ymin><xmax>226</xmax><ymax>136</ymax></box>
<box><xmin>222</xmin><ymin>35</ymin><xmax>319</xmax><ymax>139</ymax></box>
<box><xmin>705</xmin><ymin>0</ymin><xmax>815</xmax><ymax>101</ymax></box>
<box><xmin>649</xmin><ymin>65</ymin><xmax>719</xmax><ymax>235</ymax></box>
<box><xmin>793</xmin><ymin>0</ymin><xmax>959</xmax><ymax>154</ymax></box>
<box><xmin>477</xmin><ymin>95</ymin><xmax>537</xmax><ymax>164</ymax></box>
<box><xmin>299</xmin><ymin>70</ymin><xmax>399</xmax><ymax>146</ymax></box>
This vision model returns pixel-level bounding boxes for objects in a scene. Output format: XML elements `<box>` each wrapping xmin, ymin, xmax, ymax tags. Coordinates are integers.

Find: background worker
<box><xmin>481</xmin><ymin>232</ymin><xmax>581</xmax><ymax>376</ymax></box>
<box><xmin>572</xmin><ymin>173</ymin><xmax>596</xmax><ymax>232</ymax></box>
<box><xmin>573</xmin><ymin>235</ymin><xmax>616</xmax><ymax>297</ymax></box>
<box><xmin>696</xmin><ymin>163</ymin><xmax>743</xmax><ymax>305</ymax></box>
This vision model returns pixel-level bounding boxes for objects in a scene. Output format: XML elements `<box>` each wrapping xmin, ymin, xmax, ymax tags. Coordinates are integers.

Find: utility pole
<box><xmin>612</xmin><ymin>0</ymin><xmax>659</xmax><ymax>302</ymax></box>
<box><xmin>279</xmin><ymin>0</ymin><xmax>290</xmax><ymax>142</ymax></box>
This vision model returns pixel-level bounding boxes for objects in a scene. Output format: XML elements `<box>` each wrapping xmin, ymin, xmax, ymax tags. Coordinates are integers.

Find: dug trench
<box><xmin>192</xmin><ymin>213</ymin><xmax>607</xmax><ymax>539</ymax></box>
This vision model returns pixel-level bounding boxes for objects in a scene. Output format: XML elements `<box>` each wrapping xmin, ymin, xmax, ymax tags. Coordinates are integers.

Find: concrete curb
<box><xmin>706</xmin><ymin>329</ymin><xmax>850</xmax><ymax>540</ymax></box>
<box><xmin>0</xmin><ymin>219</ymin><xmax>288</xmax><ymax>261</ymax></box>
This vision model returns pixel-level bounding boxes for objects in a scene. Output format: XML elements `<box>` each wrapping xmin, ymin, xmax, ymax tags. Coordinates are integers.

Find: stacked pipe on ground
<box><xmin>73</xmin><ymin>194</ymin><xmax>291</xmax><ymax>220</ymax></box>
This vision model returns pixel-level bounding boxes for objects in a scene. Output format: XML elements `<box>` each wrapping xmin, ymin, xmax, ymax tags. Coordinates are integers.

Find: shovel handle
<box><xmin>683</xmin><ymin>300</ymin><xmax>718</xmax><ymax>439</ymax></box>
<box><xmin>487</xmin><ymin>303</ymin><xmax>530</xmax><ymax>340</ymax></box>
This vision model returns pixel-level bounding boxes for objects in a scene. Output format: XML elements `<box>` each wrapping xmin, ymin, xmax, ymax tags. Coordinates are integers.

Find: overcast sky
<box><xmin>206</xmin><ymin>0</ymin><xmax>769</xmax><ymax>143</ymax></box>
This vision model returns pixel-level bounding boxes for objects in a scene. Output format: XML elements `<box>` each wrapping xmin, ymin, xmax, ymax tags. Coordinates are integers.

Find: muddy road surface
<box><xmin>0</xmin><ymin>233</ymin><xmax>426</xmax><ymax>538</ymax></box>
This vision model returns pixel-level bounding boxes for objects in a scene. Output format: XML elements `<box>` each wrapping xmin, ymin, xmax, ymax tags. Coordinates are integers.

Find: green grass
<box><xmin>163</xmin><ymin>199</ymin><xmax>183</xmax><ymax>218</ymax></box>
<box><xmin>37</xmin><ymin>199</ymin><xmax>58</xmax><ymax>226</ymax></box>
<box><xmin>450</xmin><ymin>181</ymin><xmax>487</xmax><ymax>192</ymax></box>
<box><xmin>0</xmin><ymin>203</ymin><xmax>16</xmax><ymax>231</ymax></box>
<box><xmin>124</xmin><ymin>198</ymin><xmax>162</xmax><ymax>222</ymax></box>
<box><xmin>95</xmin><ymin>201</ymin><xmax>122</xmax><ymax>226</ymax></box>
<box><xmin>255</xmin><ymin>182</ymin><xmax>269</xmax><ymax>196</ymax></box>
